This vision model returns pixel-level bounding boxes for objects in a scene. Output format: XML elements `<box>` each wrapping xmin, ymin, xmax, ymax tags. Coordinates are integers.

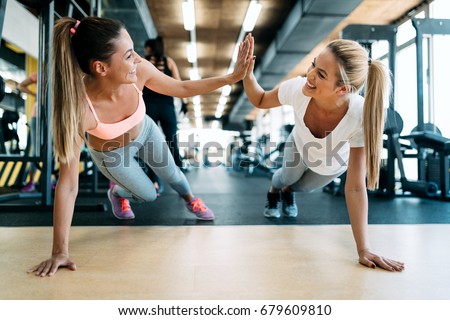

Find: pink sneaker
<box><xmin>186</xmin><ymin>197</ymin><xmax>215</xmax><ymax>220</ymax></box>
<box><xmin>107</xmin><ymin>186</ymin><xmax>135</xmax><ymax>220</ymax></box>
<box><xmin>21</xmin><ymin>181</ymin><xmax>36</xmax><ymax>193</ymax></box>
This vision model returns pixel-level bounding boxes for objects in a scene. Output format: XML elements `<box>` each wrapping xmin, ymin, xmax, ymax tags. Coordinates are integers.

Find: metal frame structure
<box><xmin>407</xmin><ymin>18</ymin><xmax>450</xmax><ymax>199</ymax></box>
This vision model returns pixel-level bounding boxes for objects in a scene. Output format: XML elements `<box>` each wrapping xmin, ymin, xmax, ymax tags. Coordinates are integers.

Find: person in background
<box><xmin>18</xmin><ymin>72</ymin><xmax>38</xmax><ymax>192</ymax></box>
<box><xmin>28</xmin><ymin>16</ymin><xmax>251</xmax><ymax>276</ymax></box>
<box><xmin>242</xmin><ymin>34</ymin><xmax>404</xmax><ymax>272</ymax></box>
<box><xmin>142</xmin><ymin>36</ymin><xmax>187</xmax><ymax>197</ymax></box>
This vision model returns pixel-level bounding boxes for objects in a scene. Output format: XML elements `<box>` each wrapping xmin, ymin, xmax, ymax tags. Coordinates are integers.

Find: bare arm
<box><xmin>18</xmin><ymin>73</ymin><xmax>37</xmax><ymax>97</ymax></box>
<box><xmin>28</xmin><ymin>138</ymin><xmax>83</xmax><ymax>276</ymax></box>
<box><xmin>345</xmin><ymin>147</ymin><xmax>404</xmax><ymax>272</ymax></box>
<box><xmin>242</xmin><ymin>34</ymin><xmax>282</xmax><ymax>109</ymax></box>
<box><xmin>140</xmin><ymin>38</ymin><xmax>251</xmax><ymax>98</ymax></box>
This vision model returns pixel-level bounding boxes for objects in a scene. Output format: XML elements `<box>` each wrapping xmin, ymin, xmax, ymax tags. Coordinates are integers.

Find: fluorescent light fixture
<box><xmin>243</xmin><ymin>0</ymin><xmax>262</xmax><ymax>32</ymax></box>
<box><xmin>216</xmin><ymin>104</ymin><xmax>225</xmax><ymax>113</ymax></box>
<box><xmin>219</xmin><ymin>96</ymin><xmax>227</xmax><ymax>105</ymax></box>
<box><xmin>194</xmin><ymin>104</ymin><xmax>201</xmax><ymax>113</ymax></box>
<box><xmin>215</xmin><ymin>103</ymin><xmax>224</xmax><ymax>118</ymax></box>
<box><xmin>222</xmin><ymin>85</ymin><xmax>232</xmax><ymax>96</ymax></box>
<box><xmin>186</xmin><ymin>42</ymin><xmax>197</xmax><ymax>63</ymax></box>
<box><xmin>182</xmin><ymin>0</ymin><xmax>195</xmax><ymax>31</ymax></box>
<box><xmin>189</xmin><ymin>68</ymin><xmax>200</xmax><ymax>80</ymax></box>
<box><xmin>193</xmin><ymin>95</ymin><xmax>201</xmax><ymax>105</ymax></box>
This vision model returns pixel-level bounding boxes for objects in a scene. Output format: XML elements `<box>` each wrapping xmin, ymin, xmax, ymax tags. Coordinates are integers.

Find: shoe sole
<box><xmin>187</xmin><ymin>210</ymin><xmax>214</xmax><ymax>220</ymax></box>
<box><xmin>264</xmin><ymin>211</ymin><xmax>281</xmax><ymax>218</ymax></box>
<box><xmin>107</xmin><ymin>189</ymin><xmax>135</xmax><ymax>220</ymax></box>
<box><xmin>194</xmin><ymin>216</ymin><xmax>215</xmax><ymax>221</ymax></box>
<box><xmin>283</xmin><ymin>212</ymin><xmax>298</xmax><ymax>218</ymax></box>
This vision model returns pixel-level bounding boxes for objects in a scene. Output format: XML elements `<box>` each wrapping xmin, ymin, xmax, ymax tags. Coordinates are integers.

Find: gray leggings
<box><xmin>88</xmin><ymin>115</ymin><xmax>191</xmax><ymax>202</ymax></box>
<box><xmin>272</xmin><ymin>134</ymin><xmax>343</xmax><ymax>192</ymax></box>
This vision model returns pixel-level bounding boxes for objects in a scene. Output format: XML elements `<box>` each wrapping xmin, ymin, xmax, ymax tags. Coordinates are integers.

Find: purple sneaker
<box><xmin>21</xmin><ymin>182</ymin><xmax>36</xmax><ymax>193</ymax></box>
<box><xmin>107</xmin><ymin>187</ymin><xmax>135</xmax><ymax>220</ymax></box>
<box><xmin>186</xmin><ymin>197</ymin><xmax>215</xmax><ymax>220</ymax></box>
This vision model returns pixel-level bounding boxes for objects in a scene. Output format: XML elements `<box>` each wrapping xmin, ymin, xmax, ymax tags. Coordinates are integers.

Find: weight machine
<box><xmin>400</xmin><ymin>18</ymin><xmax>450</xmax><ymax>200</ymax></box>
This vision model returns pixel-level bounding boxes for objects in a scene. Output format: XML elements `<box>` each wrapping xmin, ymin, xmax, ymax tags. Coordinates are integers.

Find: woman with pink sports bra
<box><xmin>28</xmin><ymin>16</ymin><xmax>251</xmax><ymax>277</ymax></box>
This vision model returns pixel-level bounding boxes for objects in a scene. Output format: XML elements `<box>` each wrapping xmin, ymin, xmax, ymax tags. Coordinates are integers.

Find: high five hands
<box><xmin>231</xmin><ymin>33</ymin><xmax>255</xmax><ymax>82</ymax></box>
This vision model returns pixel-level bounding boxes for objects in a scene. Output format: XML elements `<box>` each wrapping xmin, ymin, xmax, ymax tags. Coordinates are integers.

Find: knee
<box><xmin>291</xmin><ymin>185</ymin><xmax>316</xmax><ymax>193</ymax></box>
<box><xmin>132</xmin><ymin>188</ymin><xmax>157</xmax><ymax>203</ymax></box>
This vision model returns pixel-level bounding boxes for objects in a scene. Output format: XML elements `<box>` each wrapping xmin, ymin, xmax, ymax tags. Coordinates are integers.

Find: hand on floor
<box><xmin>28</xmin><ymin>253</ymin><xmax>77</xmax><ymax>277</ymax></box>
<box><xmin>358</xmin><ymin>249</ymin><xmax>405</xmax><ymax>272</ymax></box>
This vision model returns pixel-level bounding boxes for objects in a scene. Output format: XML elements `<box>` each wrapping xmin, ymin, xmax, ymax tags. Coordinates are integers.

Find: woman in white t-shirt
<box><xmin>243</xmin><ymin>34</ymin><xmax>404</xmax><ymax>272</ymax></box>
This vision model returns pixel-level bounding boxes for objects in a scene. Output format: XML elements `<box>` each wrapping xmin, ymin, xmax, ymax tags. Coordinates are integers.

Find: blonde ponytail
<box><xmin>363</xmin><ymin>60</ymin><xmax>391</xmax><ymax>190</ymax></box>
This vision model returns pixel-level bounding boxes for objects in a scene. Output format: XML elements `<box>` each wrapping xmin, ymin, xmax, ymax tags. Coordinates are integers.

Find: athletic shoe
<box><xmin>154</xmin><ymin>182</ymin><xmax>161</xmax><ymax>197</ymax></box>
<box><xmin>264</xmin><ymin>192</ymin><xmax>281</xmax><ymax>218</ymax></box>
<box><xmin>186</xmin><ymin>197</ymin><xmax>215</xmax><ymax>220</ymax></box>
<box><xmin>21</xmin><ymin>181</ymin><xmax>36</xmax><ymax>193</ymax></box>
<box><xmin>281</xmin><ymin>190</ymin><xmax>298</xmax><ymax>218</ymax></box>
<box><xmin>107</xmin><ymin>186</ymin><xmax>135</xmax><ymax>220</ymax></box>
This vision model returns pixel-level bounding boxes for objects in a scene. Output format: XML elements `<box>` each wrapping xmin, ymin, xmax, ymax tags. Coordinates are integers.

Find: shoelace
<box><xmin>191</xmin><ymin>199</ymin><xmax>207</xmax><ymax>212</ymax></box>
<box><xmin>119</xmin><ymin>198</ymin><xmax>131</xmax><ymax>212</ymax></box>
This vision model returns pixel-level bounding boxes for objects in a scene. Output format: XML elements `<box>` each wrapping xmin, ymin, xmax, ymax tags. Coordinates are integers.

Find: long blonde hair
<box><xmin>52</xmin><ymin>17</ymin><xmax>124</xmax><ymax>163</ymax></box>
<box><xmin>327</xmin><ymin>39</ymin><xmax>391</xmax><ymax>190</ymax></box>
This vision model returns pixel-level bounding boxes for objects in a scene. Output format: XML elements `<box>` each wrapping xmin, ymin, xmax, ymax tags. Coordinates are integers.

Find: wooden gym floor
<box><xmin>1</xmin><ymin>224</ymin><xmax>450</xmax><ymax>300</ymax></box>
<box><xmin>1</xmin><ymin>167</ymin><xmax>450</xmax><ymax>300</ymax></box>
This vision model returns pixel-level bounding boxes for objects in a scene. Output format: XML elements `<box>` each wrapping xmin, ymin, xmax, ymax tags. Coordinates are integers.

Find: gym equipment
<box><xmin>406</xmin><ymin>18</ymin><xmax>450</xmax><ymax>200</ymax></box>
<box><xmin>342</xmin><ymin>22</ymin><xmax>449</xmax><ymax>200</ymax></box>
<box><xmin>0</xmin><ymin>0</ymin><xmax>107</xmax><ymax>211</ymax></box>
<box><xmin>385</xmin><ymin>109</ymin><xmax>439</xmax><ymax>197</ymax></box>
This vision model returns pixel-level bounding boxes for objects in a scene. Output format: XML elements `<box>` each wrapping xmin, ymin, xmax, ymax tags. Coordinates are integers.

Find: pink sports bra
<box><xmin>86</xmin><ymin>83</ymin><xmax>146</xmax><ymax>140</ymax></box>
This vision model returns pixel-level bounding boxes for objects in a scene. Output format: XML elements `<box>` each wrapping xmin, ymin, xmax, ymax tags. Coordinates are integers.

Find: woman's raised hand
<box><xmin>230</xmin><ymin>34</ymin><xmax>253</xmax><ymax>82</ymax></box>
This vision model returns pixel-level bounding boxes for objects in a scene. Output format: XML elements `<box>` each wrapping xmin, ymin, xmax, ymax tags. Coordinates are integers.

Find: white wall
<box><xmin>3</xmin><ymin>0</ymin><xmax>39</xmax><ymax>58</ymax></box>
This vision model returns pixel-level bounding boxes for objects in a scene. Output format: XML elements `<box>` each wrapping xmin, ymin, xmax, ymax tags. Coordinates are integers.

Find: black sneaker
<box><xmin>281</xmin><ymin>190</ymin><xmax>298</xmax><ymax>218</ymax></box>
<box><xmin>264</xmin><ymin>192</ymin><xmax>281</xmax><ymax>218</ymax></box>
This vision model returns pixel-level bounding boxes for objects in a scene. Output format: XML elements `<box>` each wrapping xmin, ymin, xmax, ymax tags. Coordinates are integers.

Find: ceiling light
<box><xmin>182</xmin><ymin>0</ymin><xmax>196</xmax><ymax>31</ymax></box>
<box><xmin>216</xmin><ymin>104</ymin><xmax>225</xmax><ymax>113</ymax></box>
<box><xmin>243</xmin><ymin>0</ymin><xmax>262</xmax><ymax>32</ymax></box>
<box><xmin>219</xmin><ymin>96</ymin><xmax>227</xmax><ymax>105</ymax></box>
<box><xmin>186</xmin><ymin>43</ymin><xmax>197</xmax><ymax>63</ymax></box>
<box><xmin>222</xmin><ymin>85</ymin><xmax>232</xmax><ymax>96</ymax></box>
<box><xmin>215</xmin><ymin>111</ymin><xmax>222</xmax><ymax>119</ymax></box>
<box><xmin>189</xmin><ymin>68</ymin><xmax>200</xmax><ymax>80</ymax></box>
<box><xmin>193</xmin><ymin>95</ymin><xmax>201</xmax><ymax>105</ymax></box>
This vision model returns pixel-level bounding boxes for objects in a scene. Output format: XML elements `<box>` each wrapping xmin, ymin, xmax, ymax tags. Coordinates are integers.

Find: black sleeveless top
<box><xmin>143</xmin><ymin>56</ymin><xmax>174</xmax><ymax>103</ymax></box>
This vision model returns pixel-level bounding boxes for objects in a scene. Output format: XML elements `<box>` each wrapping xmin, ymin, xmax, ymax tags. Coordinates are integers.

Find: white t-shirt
<box><xmin>278</xmin><ymin>76</ymin><xmax>365</xmax><ymax>176</ymax></box>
